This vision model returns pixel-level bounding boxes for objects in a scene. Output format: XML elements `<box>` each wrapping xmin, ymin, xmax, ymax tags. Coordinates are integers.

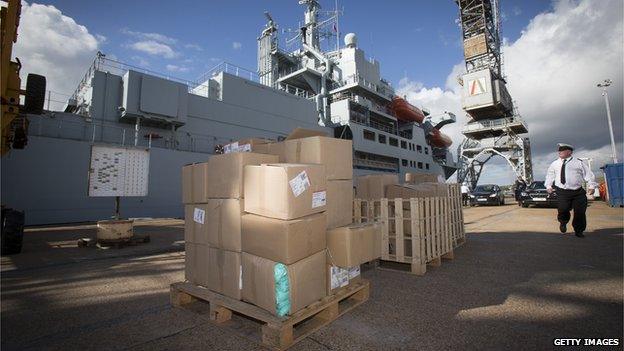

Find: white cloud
<box><xmin>121</xmin><ymin>28</ymin><xmax>177</xmax><ymax>45</ymax></box>
<box><xmin>129</xmin><ymin>40</ymin><xmax>178</xmax><ymax>58</ymax></box>
<box><xmin>184</xmin><ymin>43</ymin><xmax>202</xmax><ymax>51</ymax></box>
<box><xmin>166</xmin><ymin>64</ymin><xmax>189</xmax><ymax>73</ymax></box>
<box><xmin>396</xmin><ymin>0</ymin><xmax>623</xmax><ymax>184</ymax></box>
<box><xmin>12</xmin><ymin>2</ymin><xmax>100</xmax><ymax>109</ymax></box>
<box><xmin>232</xmin><ymin>41</ymin><xmax>242</xmax><ymax>50</ymax></box>
<box><xmin>95</xmin><ymin>34</ymin><xmax>107</xmax><ymax>44</ymax></box>
<box><xmin>131</xmin><ymin>55</ymin><xmax>150</xmax><ymax>67</ymax></box>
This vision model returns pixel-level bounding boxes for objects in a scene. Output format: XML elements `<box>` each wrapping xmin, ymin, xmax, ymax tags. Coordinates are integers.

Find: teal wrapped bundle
<box><xmin>274</xmin><ymin>263</ymin><xmax>291</xmax><ymax>317</ymax></box>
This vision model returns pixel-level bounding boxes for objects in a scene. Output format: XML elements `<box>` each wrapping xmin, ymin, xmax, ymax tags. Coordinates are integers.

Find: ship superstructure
<box><xmin>2</xmin><ymin>1</ymin><xmax>458</xmax><ymax>224</ymax></box>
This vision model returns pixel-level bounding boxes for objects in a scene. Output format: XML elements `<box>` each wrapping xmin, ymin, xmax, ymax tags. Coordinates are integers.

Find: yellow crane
<box><xmin>1</xmin><ymin>0</ymin><xmax>46</xmax><ymax>156</ymax></box>
<box><xmin>1</xmin><ymin>0</ymin><xmax>47</xmax><ymax>254</ymax></box>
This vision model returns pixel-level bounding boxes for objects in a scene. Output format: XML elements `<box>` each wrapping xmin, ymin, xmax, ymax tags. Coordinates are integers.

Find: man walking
<box><xmin>545</xmin><ymin>143</ymin><xmax>596</xmax><ymax>237</ymax></box>
<box><xmin>461</xmin><ymin>183</ymin><xmax>469</xmax><ymax>206</ymax></box>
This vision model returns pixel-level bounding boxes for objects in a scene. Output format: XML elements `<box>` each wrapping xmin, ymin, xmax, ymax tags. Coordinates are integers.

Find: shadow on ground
<box><xmin>1</xmin><ymin>226</ymin><xmax>622</xmax><ymax>350</ymax></box>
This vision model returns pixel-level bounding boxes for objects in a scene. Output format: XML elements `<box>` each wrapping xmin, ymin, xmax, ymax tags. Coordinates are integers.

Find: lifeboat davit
<box><xmin>390</xmin><ymin>96</ymin><xmax>453</xmax><ymax>148</ymax></box>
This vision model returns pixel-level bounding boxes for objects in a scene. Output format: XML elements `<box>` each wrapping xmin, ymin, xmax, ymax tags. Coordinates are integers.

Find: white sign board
<box><xmin>88</xmin><ymin>145</ymin><xmax>150</xmax><ymax>197</ymax></box>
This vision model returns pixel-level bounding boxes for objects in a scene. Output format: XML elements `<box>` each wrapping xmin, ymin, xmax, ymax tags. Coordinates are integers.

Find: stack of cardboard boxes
<box><xmin>183</xmin><ymin>152</ymin><xmax>278</xmax><ymax>300</ymax></box>
<box><xmin>182</xmin><ymin>129</ymin><xmax>382</xmax><ymax>317</ymax></box>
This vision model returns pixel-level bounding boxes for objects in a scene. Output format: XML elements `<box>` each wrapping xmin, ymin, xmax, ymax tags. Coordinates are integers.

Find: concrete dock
<box><xmin>2</xmin><ymin>201</ymin><xmax>622</xmax><ymax>350</ymax></box>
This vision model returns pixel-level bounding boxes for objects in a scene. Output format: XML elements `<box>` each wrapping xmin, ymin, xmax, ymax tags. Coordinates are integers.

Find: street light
<box><xmin>596</xmin><ymin>79</ymin><xmax>618</xmax><ymax>164</ymax></box>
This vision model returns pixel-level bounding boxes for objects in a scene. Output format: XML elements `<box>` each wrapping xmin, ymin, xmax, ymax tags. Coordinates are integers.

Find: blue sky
<box><xmin>42</xmin><ymin>0</ymin><xmax>553</xmax><ymax>88</ymax></box>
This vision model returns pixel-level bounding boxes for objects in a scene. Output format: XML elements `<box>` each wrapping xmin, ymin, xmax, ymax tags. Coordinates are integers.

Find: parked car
<box><xmin>519</xmin><ymin>181</ymin><xmax>558</xmax><ymax>208</ymax></box>
<box><xmin>469</xmin><ymin>184</ymin><xmax>505</xmax><ymax>206</ymax></box>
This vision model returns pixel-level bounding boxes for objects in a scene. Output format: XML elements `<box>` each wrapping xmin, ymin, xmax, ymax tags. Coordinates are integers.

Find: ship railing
<box><xmin>70</xmin><ymin>52</ymin><xmax>207</xmax><ymax>102</ymax></box>
<box><xmin>41</xmin><ymin>90</ymin><xmax>73</xmax><ymax>112</ymax></box>
<box><xmin>196</xmin><ymin>61</ymin><xmax>260</xmax><ymax>85</ymax></box>
<box><xmin>332</xmin><ymin>74</ymin><xmax>394</xmax><ymax>99</ymax></box>
<box><xmin>462</xmin><ymin>116</ymin><xmax>527</xmax><ymax>132</ymax></box>
<box><xmin>27</xmin><ymin>114</ymin><xmax>233</xmax><ymax>154</ymax></box>
<box><xmin>349</xmin><ymin>115</ymin><xmax>397</xmax><ymax>135</ymax></box>
<box><xmin>353</xmin><ymin>157</ymin><xmax>397</xmax><ymax>171</ymax></box>
<box><xmin>273</xmin><ymin>82</ymin><xmax>313</xmax><ymax>99</ymax></box>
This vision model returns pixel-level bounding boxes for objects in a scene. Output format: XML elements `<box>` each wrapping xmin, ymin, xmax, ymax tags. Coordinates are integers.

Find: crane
<box><xmin>1</xmin><ymin>0</ymin><xmax>47</xmax><ymax>254</ymax></box>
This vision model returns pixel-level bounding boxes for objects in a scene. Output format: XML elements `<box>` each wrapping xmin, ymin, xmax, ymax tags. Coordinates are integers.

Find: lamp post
<box><xmin>597</xmin><ymin>79</ymin><xmax>618</xmax><ymax>163</ymax></box>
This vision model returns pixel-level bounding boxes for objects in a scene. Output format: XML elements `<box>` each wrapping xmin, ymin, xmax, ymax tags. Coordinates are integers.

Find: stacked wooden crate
<box><xmin>354</xmin><ymin>174</ymin><xmax>465</xmax><ymax>275</ymax></box>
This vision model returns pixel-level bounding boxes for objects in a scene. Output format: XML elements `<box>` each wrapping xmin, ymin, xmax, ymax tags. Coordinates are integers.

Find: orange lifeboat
<box><xmin>429</xmin><ymin>128</ymin><xmax>453</xmax><ymax>148</ymax></box>
<box><xmin>390</xmin><ymin>96</ymin><xmax>453</xmax><ymax>148</ymax></box>
<box><xmin>390</xmin><ymin>96</ymin><xmax>426</xmax><ymax>123</ymax></box>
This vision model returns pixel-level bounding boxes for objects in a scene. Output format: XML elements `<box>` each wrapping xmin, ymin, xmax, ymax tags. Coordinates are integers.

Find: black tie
<box><xmin>561</xmin><ymin>159</ymin><xmax>567</xmax><ymax>185</ymax></box>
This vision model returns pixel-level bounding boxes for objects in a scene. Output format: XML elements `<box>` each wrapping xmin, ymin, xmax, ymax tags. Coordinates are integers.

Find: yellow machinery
<box><xmin>1</xmin><ymin>0</ymin><xmax>46</xmax><ymax>254</ymax></box>
<box><xmin>1</xmin><ymin>0</ymin><xmax>46</xmax><ymax>156</ymax></box>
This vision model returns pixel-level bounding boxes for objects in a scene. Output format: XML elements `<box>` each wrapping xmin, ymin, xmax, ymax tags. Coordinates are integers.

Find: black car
<box><xmin>469</xmin><ymin>184</ymin><xmax>505</xmax><ymax>206</ymax></box>
<box><xmin>519</xmin><ymin>181</ymin><xmax>558</xmax><ymax>208</ymax></box>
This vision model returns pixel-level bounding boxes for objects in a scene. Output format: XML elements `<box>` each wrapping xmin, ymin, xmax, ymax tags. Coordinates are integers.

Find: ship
<box><xmin>1</xmin><ymin>0</ymin><xmax>457</xmax><ymax>225</ymax></box>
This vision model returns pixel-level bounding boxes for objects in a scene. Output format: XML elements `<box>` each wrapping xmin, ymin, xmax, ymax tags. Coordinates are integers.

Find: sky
<box><xmin>11</xmin><ymin>0</ymin><xmax>624</xmax><ymax>185</ymax></box>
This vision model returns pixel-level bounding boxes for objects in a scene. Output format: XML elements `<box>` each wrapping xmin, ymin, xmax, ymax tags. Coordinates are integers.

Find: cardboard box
<box><xmin>327</xmin><ymin>265</ymin><xmax>361</xmax><ymax>295</ymax></box>
<box><xmin>205</xmin><ymin>153</ymin><xmax>279</xmax><ymax>199</ymax></box>
<box><xmin>355</xmin><ymin>174</ymin><xmax>398</xmax><ymax>200</ymax></box>
<box><xmin>185</xmin><ymin>242</ymin><xmax>195</xmax><ymax>283</ymax></box>
<box><xmin>244</xmin><ymin>163</ymin><xmax>327</xmax><ymax>220</ymax></box>
<box><xmin>405</xmin><ymin>172</ymin><xmax>439</xmax><ymax>184</ymax></box>
<box><xmin>207</xmin><ymin>247</ymin><xmax>242</xmax><ymax>300</ymax></box>
<box><xmin>241</xmin><ymin>213</ymin><xmax>326</xmax><ymax>264</ymax></box>
<box><xmin>327</xmin><ymin>223</ymin><xmax>381</xmax><ymax>268</ymax></box>
<box><xmin>242</xmin><ymin>250</ymin><xmax>326</xmax><ymax>316</ymax></box>
<box><xmin>206</xmin><ymin>199</ymin><xmax>244</xmax><ymax>252</ymax></box>
<box><xmin>283</xmin><ymin>136</ymin><xmax>353</xmax><ymax>180</ymax></box>
<box><xmin>327</xmin><ymin>180</ymin><xmax>353</xmax><ymax>229</ymax></box>
<box><xmin>185</xmin><ymin>243</ymin><xmax>210</xmax><ymax>287</ymax></box>
<box><xmin>184</xmin><ymin>204</ymin><xmax>209</xmax><ymax>245</ymax></box>
<box><xmin>224</xmin><ymin>138</ymin><xmax>272</xmax><ymax>154</ymax></box>
<box><xmin>267</xmin><ymin>142</ymin><xmax>287</xmax><ymax>162</ymax></box>
<box><xmin>182</xmin><ymin>164</ymin><xmax>194</xmax><ymax>204</ymax></box>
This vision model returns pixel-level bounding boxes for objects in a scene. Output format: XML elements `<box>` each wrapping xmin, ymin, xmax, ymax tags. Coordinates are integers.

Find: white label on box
<box><xmin>224</xmin><ymin>142</ymin><xmax>239</xmax><ymax>154</ymax></box>
<box><xmin>239</xmin><ymin>265</ymin><xmax>243</xmax><ymax>290</ymax></box>
<box><xmin>348</xmin><ymin>266</ymin><xmax>360</xmax><ymax>279</ymax></box>
<box><xmin>330</xmin><ymin>266</ymin><xmax>349</xmax><ymax>289</ymax></box>
<box><xmin>193</xmin><ymin>208</ymin><xmax>205</xmax><ymax>224</ymax></box>
<box><xmin>289</xmin><ymin>171</ymin><xmax>310</xmax><ymax>197</ymax></box>
<box><xmin>239</xmin><ymin>143</ymin><xmax>252</xmax><ymax>152</ymax></box>
<box><xmin>312</xmin><ymin>191</ymin><xmax>326</xmax><ymax>208</ymax></box>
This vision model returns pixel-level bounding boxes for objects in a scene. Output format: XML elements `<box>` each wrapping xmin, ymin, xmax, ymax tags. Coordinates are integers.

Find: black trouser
<box><xmin>556</xmin><ymin>187</ymin><xmax>588</xmax><ymax>233</ymax></box>
<box><xmin>462</xmin><ymin>193</ymin><xmax>468</xmax><ymax>206</ymax></box>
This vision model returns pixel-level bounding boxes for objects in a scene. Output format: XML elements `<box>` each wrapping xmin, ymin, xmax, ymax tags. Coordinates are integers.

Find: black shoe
<box><xmin>559</xmin><ymin>223</ymin><xmax>567</xmax><ymax>233</ymax></box>
<box><xmin>575</xmin><ymin>232</ymin><xmax>585</xmax><ymax>238</ymax></box>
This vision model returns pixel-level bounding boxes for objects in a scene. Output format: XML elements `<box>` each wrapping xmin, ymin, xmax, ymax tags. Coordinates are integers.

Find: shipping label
<box><xmin>193</xmin><ymin>208</ymin><xmax>205</xmax><ymax>224</ymax></box>
<box><xmin>239</xmin><ymin>143</ymin><xmax>252</xmax><ymax>152</ymax></box>
<box><xmin>289</xmin><ymin>170</ymin><xmax>310</xmax><ymax>197</ymax></box>
<box><xmin>348</xmin><ymin>266</ymin><xmax>361</xmax><ymax>279</ymax></box>
<box><xmin>223</xmin><ymin>142</ymin><xmax>239</xmax><ymax>154</ymax></box>
<box><xmin>312</xmin><ymin>191</ymin><xmax>326</xmax><ymax>208</ymax></box>
<box><xmin>330</xmin><ymin>266</ymin><xmax>349</xmax><ymax>289</ymax></box>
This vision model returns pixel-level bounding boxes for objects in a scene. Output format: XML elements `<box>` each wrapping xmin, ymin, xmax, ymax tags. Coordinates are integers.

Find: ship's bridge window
<box><xmin>402</xmin><ymin>159</ymin><xmax>408</xmax><ymax>166</ymax></box>
<box><xmin>400</xmin><ymin>140</ymin><xmax>407</xmax><ymax>149</ymax></box>
<box><xmin>363</xmin><ymin>129</ymin><xmax>375</xmax><ymax>141</ymax></box>
<box><xmin>418</xmin><ymin>162</ymin><xmax>423</xmax><ymax>169</ymax></box>
<box><xmin>378</xmin><ymin>134</ymin><xmax>386</xmax><ymax>144</ymax></box>
<box><xmin>417</xmin><ymin>145</ymin><xmax>422</xmax><ymax>153</ymax></box>
<box><xmin>426</xmin><ymin>163</ymin><xmax>430</xmax><ymax>170</ymax></box>
<box><xmin>389</xmin><ymin>137</ymin><xmax>398</xmax><ymax>147</ymax></box>
<box><xmin>424</xmin><ymin>147</ymin><xmax>429</xmax><ymax>155</ymax></box>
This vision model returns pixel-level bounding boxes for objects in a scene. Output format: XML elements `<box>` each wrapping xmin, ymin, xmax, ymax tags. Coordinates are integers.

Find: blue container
<box><xmin>604</xmin><ymin>163</ymin><xmax>624</xmax><ymax>207</ymax></box>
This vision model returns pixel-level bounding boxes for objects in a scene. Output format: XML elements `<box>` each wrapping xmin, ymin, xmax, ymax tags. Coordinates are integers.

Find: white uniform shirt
<box><xmin>545</xmin><ymin>157</ymin><xmax>597</xmax><ymax>190</ymax></box>
<box><xmin>460</xmin><ymin>185</ymin><xmax>469</xmax><ymax>194</ymax></box>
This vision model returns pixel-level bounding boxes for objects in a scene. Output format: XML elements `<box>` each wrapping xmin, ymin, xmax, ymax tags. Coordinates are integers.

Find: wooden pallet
<box><xmin>170</xmin><ymin>279</ymin><xmax>370</xmax><ymax>350</ymax></box>
<box><xmin>354</xmin><ymin>184</ymin><xmax>466</xmax><ymax>276</ymax></box>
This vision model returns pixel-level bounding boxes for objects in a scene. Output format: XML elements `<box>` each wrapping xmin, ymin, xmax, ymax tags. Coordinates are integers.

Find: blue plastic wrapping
<box><xmin>274</xmin><ymin>263</ymin><xmax>291</xmax><ymax>316</ymax></box>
